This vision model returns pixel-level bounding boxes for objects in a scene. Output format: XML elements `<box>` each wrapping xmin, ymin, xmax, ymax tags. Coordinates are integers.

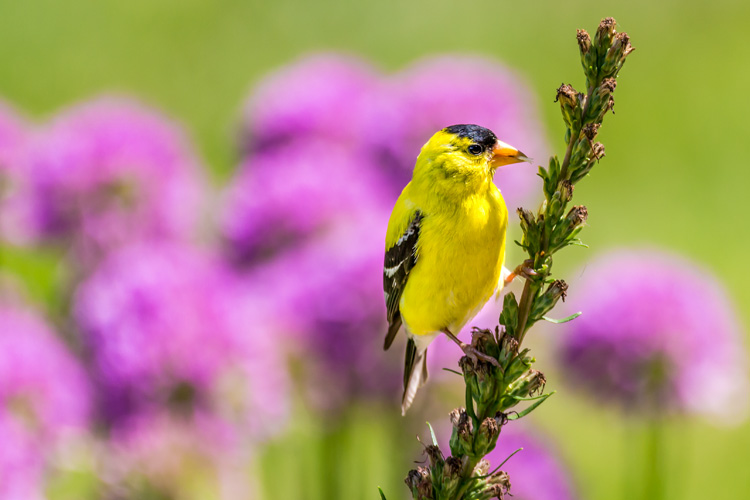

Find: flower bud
<box><xmin>474</xmin><ymin>416</ymin><xmax>500</xmax><ymax>456</ymax></box>
<box><xmin>548</xmin><ymin>280</ymin><xmax>569</xmax><ymax>302</ymax></box>
<box><xmin>594</xmin><ymin>17</ymin><xmax>617</xmax><ymax>55</ymax></box>
<box><xmin>592</xmin><ymin>142</ymin><xmax>606</xmax><ymax>160</ymax></box>
<box><xmin>405</xmin><ymin>467</ymin><xmax>433</xmax><ymax>499</ymax></box>
<box><xmin>449</xmin><ymin>407</ymin><xmax>464</xmax><ymax>427</ymax></box>
<box><xmin>517</xmin><ymin>206</ymin><xmax>541</xmax><ymax>255</ymax></box>
<box><xmin>441</xmin><ymin>456</ymin><xmax>464</xmax><ymax>498</ymax></box>
<box><xmin>471</xmin><ymin>328</ymin><xmax>497</xmax><ymax>359</ymax></box>
<box><xmin>449</xmin><ymin>407</ymin><xmax>474</xmax><ymax>457</ymax></box>
<box><xmin>486</xmin><ymin>471</ymin><xmax>511</xmax><ymax>498</ymax></box>
<box><xmin>445</xmin><ymin>456</ymin><xmax>462</xmax><ymax>478</ymax></box>
<box><xmin>601</xmin><ymin>31</ymin><xmax>635</xmax><ymax>78</ymax></box>
<box><xmin>529</xmin><ymin>280</ymin><xmax>569</xmax><ymax>322</ymax></box>
<box><xmin>474</xmin><ymin>459</ymin><xmax>491</xmax><ymax>476</ymax></box>
<box><xmin>500</xmin><ymin>333</ymin><xmax>519</xmax><ymax>362</ymax></box>
<box><xmin>588</xmin><ymin>78</ymin><xmax>617</xmax><ymax>123</ymax></box>
<box><xmin>582</xmin><ymin>123</ymin><xmax>600</xmax><ymax>140</ymax></box>
<box><xmin>560</xmin><ymin>180</ymin><xmax>574</xmax><ymax>202</ymax></box>
<box><xmin>576</xmin><ymin>29</ymin><xmax>592</xmax><ymax>55</ymax></box>
<box><xmin>577</xmin><ymin>28</ymin><xmax>598</xmax><ymax>85</ymax></box>
<box><xmin>566</xmin><ymin>205</ymin><xmax>588</xmax><ymax>229</ymax></box>
<box><xmin>494</xmin><ymin>411</ymin><xmax>509</xmax><ymax>428</ymax></box>
<box><xmin>555</xmin><ymin>84</ymin><xmax>583</xmax><ymax>130</ymax></box>
<box><xmin>517</xmin><ymin>207</ymin><xmax>535</xmax><ymax>229</ymax></box>
<box><xmin>459</xmin><ymin>355</ymin><xmax>475</xmax><ymax>376</ymax></box>
<box><xmin>509</xmin><ymin>369</ymin><xmax>547</xmax><ymax>399</ymax></box>
<box><xmin>570</xmin><ymin>142</ymin><xmax>605</xmax><ymax>184</ymax></box>
<box><xmin>425</xmin><ymin>444</ymin><xmax>445</xmax><ymax>468</ymax></box>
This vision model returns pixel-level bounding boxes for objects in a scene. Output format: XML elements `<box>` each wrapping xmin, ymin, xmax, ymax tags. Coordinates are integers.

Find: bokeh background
<box><xmin>1</xmin><ymin>0</ymin><xmax>749</xmax><ymax>499</ymax></box>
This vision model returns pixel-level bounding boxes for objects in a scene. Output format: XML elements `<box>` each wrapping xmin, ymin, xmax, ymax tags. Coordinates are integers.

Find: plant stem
<box><xmin>516</xmin><ymin>80</ymin><xmax>598</xmax><ymax>342</ymax></box>
<box><xmin>643</xmin><ymin>417</ymin><xmax>665</xmax><ymax>500</ymax></box>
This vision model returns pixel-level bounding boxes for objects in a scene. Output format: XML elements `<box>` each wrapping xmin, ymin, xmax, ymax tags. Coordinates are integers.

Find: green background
<box><xmin>1</xmin><ymin>0</ymin><xmax>748</xmax><ymax>498</ymax></box>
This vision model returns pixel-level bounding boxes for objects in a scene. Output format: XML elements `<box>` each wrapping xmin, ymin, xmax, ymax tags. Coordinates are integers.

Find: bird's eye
<box><xmin>468</xmin><ymin>144</ymin><xmax>484</xmax><ymax>155</ymax></box>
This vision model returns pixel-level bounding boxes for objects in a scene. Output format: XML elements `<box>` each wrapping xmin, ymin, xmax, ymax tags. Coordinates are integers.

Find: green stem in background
<box><xmin>643</xmin><ymin>417</ymin><xmax>665</xmax><ymax>500</ymax></box>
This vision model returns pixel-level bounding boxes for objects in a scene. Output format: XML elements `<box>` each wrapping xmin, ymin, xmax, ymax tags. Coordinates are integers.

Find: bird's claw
<box><xmin>504</xmin><ymin>259</ymin><xmax>537</xmax><ymax>286</ymax></box>
<box><xmin>460</xmin><ymin>342</ymin><xmax>500</xmax><ymax>367</ymax></box>
<box><xmin>441</xmin><ymin>328</ymin><xmax>500</xmax><ymax>367</ymax></box>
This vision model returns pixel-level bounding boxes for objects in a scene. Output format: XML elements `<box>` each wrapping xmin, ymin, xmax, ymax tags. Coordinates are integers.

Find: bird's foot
<box><xmin>461</xmin><ymin>342</ymin><xmax>500</xmax><ymax>367</ymax></box>
<box><xmin>441</xmin><ymin>328</ymin><xmax>500</xmax><ymax>367</ymax></box>
<box><xmin>504</xmin><ymin>259</ymin><xmax>537</xmax><ymax>286</ymax></box>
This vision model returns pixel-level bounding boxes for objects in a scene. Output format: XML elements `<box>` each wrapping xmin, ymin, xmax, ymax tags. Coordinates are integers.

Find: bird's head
<box><xmin>412</xmin><ymin>124</ymin><xmax>530</xmax><ymax>197</ymax></box>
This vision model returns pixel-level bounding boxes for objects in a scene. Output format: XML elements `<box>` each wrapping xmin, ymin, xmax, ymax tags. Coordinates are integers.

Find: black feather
<box><xmin>443</xmin><ymin>124</ymin><xmax>497</xmax><ymax>150</ymax></box>
<box><xmin>383</xmin><ymin>210</ymin><xmax>423</xmax><ymax>350</ymax></box>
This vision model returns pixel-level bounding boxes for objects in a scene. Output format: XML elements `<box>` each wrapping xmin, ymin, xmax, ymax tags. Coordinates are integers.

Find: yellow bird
<box><xmin>383</xmin><ymin>124</ymin><xmax>529</xmax><ymax>414</ymax></box>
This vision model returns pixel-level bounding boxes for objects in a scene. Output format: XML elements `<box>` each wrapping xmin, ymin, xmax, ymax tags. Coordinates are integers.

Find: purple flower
<box><xmin>373</xmin><ymin>55</ymin><xmax>550</xmax><ymax>208</ymax></box>
<box><xmin>0</xmin><ymin>415</ymin><xmax>44</xmax><ymax>500</ymax></box>
<box><xmin>0</xmin><ymin>101</ymin><xmax>31</xmax><ymax>244</ymax></box>
<box><xmin>73</xmin><ymin>242</ymin><xmax>289</xmax><ymax>441</ymax></box>
<box><xmin>100</xmin><ymin>409</ymin><xmax>259</xmax><ymax>499</ymax></box>
<box><xmin>239</xmin><ymin>54</ymin><xmax>547</xmax><ymax>209</ymax></box>
<box><xmin>0</xmin><ymin>304</ymin><xmax>92</xmax><ymax>499</ymax></box>
<box><xmin>219</xmin><ymin>142</ymin><xmax>393</xmax><ymax>268</ymax></box>
<box><xmin>486</xmin><ymin>426</ymin><xmax>578</xmax><ymax>500</ymax></box>
<box><xmin>240</xmin><ymin>222</ymin><xmax>461</xmax><ymax>414</ymax></box>
<box><xmin>18</xmin><ymin>96</ymin><xmax>204</xmax><ymax>265</ymax></box>
<box><xmin>558</xmin><ymin>249</ymin><xmax>748</xmax><ymax>421</ymax></box>
<box><xmin>242</xmin><ymin>54</ymin><xmax>383</xmax><ymax>153</ymax></box>
<box><xmin>0</xmin><ymin>100</ymin><xmax>27</xmax><ymax>175</ymax></box>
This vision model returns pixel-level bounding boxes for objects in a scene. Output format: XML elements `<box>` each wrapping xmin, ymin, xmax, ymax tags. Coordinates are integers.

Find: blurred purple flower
<box><xmin>219</xmin><ymin>142</ymin><xmax>393</xmax><ymax>268</ymax></box>
<box><xmin>0</xmin><ymin>304</ymin><xmax>92</xmax><ymax>499</ymax></box>
<box><xmin>0</xmin><ymin>100</ymin><xmax>27</xmax><ymax>175</ymax></box>
<box><xmin>242</xmin><ymin>54</ymin><xmax>383</xmax><ymax>153</ymax></box>
<box><xmin>371</xmin><ymin>55</ymin><xmax>550</xmax><ymax>208</ymax></box>
<box><xmin>73</xmin><ymin>242</ymin><xmax>289</xmax><ymax>441</ymax></box>
<box><xmin>559</xmin><ymin>249</ymin><xmax>748</xmax><ymax>421</ymax></box>
<box><xmin>0</xmin><ymin>415</ymin><xmax>44</xmax><ymax>500</ymax></box>
<box><xmin>240</xmin><ymin>221</ymin><xmax>461</xmax><ymax>414</ymax></box>
<box><xmin>486</xmin><ymin>426</ymin><xmax>578</xmax><ymax>500</ymax></box>
<box><xmin>101</xmin><ymin>409</ymin><xmax>258</xmax><ymax>500</ymax></box>
<box><xmin>0</xmin><ymin>101</ymin><xmax>31</xmax><ymax>244</ymax></box>
<box><xmin>239</xmin><ymin>53</ymin><xmax>547</xmax><ymax>208</ymax></box>
<box><xmin>17</xmin><ymin>96</ymin><xmax>204</xmax><ymax>265</ymax></box>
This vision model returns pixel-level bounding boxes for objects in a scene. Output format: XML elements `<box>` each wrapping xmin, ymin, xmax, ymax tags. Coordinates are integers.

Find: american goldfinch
<box><xmin>383</xmin><ymin>124</ymin><xmax>529</xmax><ymax>414</ymax></box>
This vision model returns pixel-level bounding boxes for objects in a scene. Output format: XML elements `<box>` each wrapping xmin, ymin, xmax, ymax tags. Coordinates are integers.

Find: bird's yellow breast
<box><xmin>400</xmin><ymin>184</ymin><xmax>507</xmax><ymax>336</ymax></box>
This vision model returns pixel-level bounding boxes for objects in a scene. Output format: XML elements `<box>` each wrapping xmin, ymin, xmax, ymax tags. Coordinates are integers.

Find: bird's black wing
<box><xmin>383</xmin><ymin>210</ymin><xmax>423</xmax><ymax>350</ymax></box>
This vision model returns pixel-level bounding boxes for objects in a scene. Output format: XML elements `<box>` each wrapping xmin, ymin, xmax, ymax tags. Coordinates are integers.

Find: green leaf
<box><xmin>426</xmin><ymin>422</ymin><xmax>439</xmax><ymax>447</ymax></box>
<box><xmin>465</xmin><ymin>383</ymin><xmax>478</xmax><ymax>424</ymax></box>
<box><xmin>508</xmin><ymin>391</ymin><xmax>555</xmax><ymax>420</ymax></box>
<box><xmin>489</xmin><ymin>448</ymin><xmax>524</xmax><ymax>475</ymax></box>
<box><xmin>542</xmin><ymin>312</ymin><xmax>582</xmax><ymax>324</ymax></box>
<box><xmin>378</xmin><ymin>487</ymin><xmax>388</xmax><ymax>500</ymax></box>
<box><xmin>568</xmin><ymin>239</ymin><xmax>589</xmax><ymax>248</ymax></box>
<box><xmin>512</xmin><ymin>392</ymin><xmax>554</xmax><ymax>401</ymax></box>
<box><xmin>442</xmin><ymin>367</ymin><xmax>462</xmax><ymax>376</ymax></box>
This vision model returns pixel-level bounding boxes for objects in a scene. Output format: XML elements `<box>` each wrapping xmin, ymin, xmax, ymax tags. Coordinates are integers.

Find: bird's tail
<box><xmin>401</xmin><ymin>338</ymin><xmax>428</xmax><ymax>415</ymax></box>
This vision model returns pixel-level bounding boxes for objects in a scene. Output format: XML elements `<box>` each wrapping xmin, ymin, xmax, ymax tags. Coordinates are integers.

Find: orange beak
<box><xmin>491</xmin><ymin>140</ymin><xmax>531</xmax><ymax>167</ymax></box>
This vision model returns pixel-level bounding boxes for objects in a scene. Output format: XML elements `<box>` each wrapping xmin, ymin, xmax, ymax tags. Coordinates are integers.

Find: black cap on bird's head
<box><xmin>442</xmin><ymin>123</ymin><xmax>530</xmax><ymax>168</ymax></box>
<box><xmin>443</xmin><ymin>124</ymin><xmax>498</xmax><ymax>151</ymax></box>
